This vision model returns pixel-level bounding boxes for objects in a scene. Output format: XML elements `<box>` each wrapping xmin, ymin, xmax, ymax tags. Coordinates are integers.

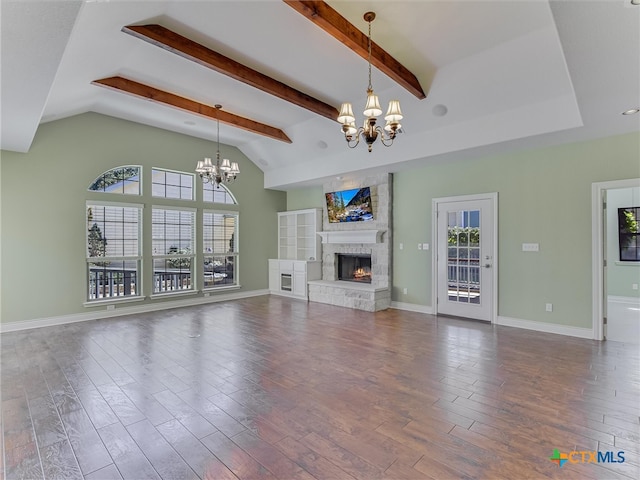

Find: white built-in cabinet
<box><xmin>269</xmin><ymin>208</ymin><xmax>322</xmax><ymax>299</ymax></box>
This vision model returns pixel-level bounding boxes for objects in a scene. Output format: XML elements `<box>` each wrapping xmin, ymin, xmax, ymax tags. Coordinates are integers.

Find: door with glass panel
<box><xmin>436</xmin><ymin>197</ymin><xmax>495</xmax><ymax>321</ymax></box>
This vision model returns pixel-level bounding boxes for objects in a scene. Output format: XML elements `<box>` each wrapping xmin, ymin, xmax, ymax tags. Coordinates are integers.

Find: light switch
<box><xmin>399</xmin><ymin>243</ymin><xmax>404</xmax><ymax>250</ymax></box>
<box><xmin>418</xmin><ymin>244</ymin><xmax>422</xmax><ymax>250</ymax></box>
<box><xmin>423</xmin><ymin>243</ymin><xmax>429</xmax><ymax>250</ymax></box>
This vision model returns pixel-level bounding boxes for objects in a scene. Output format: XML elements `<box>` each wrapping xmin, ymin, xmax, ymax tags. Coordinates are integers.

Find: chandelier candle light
<box><xmin>338</xmin><ymin>12</ymin><xmax>403</xmax><ymax>152</ymax></box>
<box><xmin>195</xmin><ymin>104</ymin><xmax>240</xmax><ymax>187</ymax></box>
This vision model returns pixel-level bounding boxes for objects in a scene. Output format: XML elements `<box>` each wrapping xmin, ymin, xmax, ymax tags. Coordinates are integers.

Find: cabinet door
<box><xmin>268</xmin><ymin>260</ymin><xmax>280</xmax><ymax>291</ymax></box>
<box><xmin>293</xmin><ymin>271</ymin><xmax>307</xmax><ymax>297</ymax></box>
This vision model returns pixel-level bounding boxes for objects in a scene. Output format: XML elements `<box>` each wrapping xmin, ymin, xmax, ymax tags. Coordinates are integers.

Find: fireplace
<box><xmin>337</xmin><ymin>254</ymin><xmax>372</xmax><ymax>284</ymax></box>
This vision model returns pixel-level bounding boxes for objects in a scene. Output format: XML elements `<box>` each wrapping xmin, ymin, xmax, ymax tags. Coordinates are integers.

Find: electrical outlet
<box><xmin>545</xmin><ymin>303</ymin><xmax>553</xmax><ymax>312</ymax></box>
<box><xmin>418</xmin><ymin>243</ymin><xmax>422</xmax><ymax>250</ymax></box>
<box><xmin>522</xmin><ymin>243</ymin><xmax>540</xmax><ymax>252</ymax></box>
<box><xmin>403</xmin><ymin>288</ymin><xmax>408</xmax><ymax>295</ymax></box>
<box><xmin>633</xmin><ymin>284</ymin><xmax>639</xmax><ymax>290</ymax></box>
<box><xmin>204</xmin><ymin>292</ymin><xmax>210</xmax><ymax>297</ymax></box>
<box><xmin>423</xmin><ymin>243</ymin><xmax>429</xmax><ymax>250</ymax></box>
<box><xmin>399</xmin><ymin>243</ymin><xmax>404</xmax><ymax>250</ymax></box>
<box><xmin>106</xmin><ymin>304</ymin><xmax>115</xmax><ymax>311</ymax></box>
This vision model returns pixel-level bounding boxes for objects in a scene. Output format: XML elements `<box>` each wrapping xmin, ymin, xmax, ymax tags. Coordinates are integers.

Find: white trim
<box><xmin>86</xmin><ymin>200</ymin><xmax>144</xmax><ymax>209</ymax></box>
<box><xmin>390</xmin><ymin>301</ymin><xmax>434</xmax><ymax>314</ymax></box>
<box><xmin>0</xmin><ymin>289</ymin><xmax>269</xmax><ymax>333</ymax></box>
<box><xmin>83</xmin><ymin>295</ymin><xmax>145</xmax><ymax>307</ymax></box>
<box><xmin>202</xmin><ymin>284</ymin><xmax>242</xmax><ymax>293</ymax></box>
<box><xmin>317</xmin><ymin>230</ymin><xmax>384</xmax><ymax>244</ymax></box>
<box><xmin>150</xmin><ymin>289</ymin><xmax>198</xmax><ymax>299</ymax></box>
<box><xmin>496</xmin><ymin>316</ymin><xmax>593</xmax><ymax>339</ymax></box>
<box><xmin>151</xmin><ymin>204</ymin><xmax>197</xmax><ymax>213</ymax></box>
<box><xmin>608</xmin><ymin>295</ymin><xmax>640</xmax><ymax>306</ymax></box>
<box><xmin>592</xmin><ymin>178</ymin><xmax>640</xmax><ymax>341</ymax></box>
<box><xmin>432</xmin><ymin>192</ymin><xmax>499</xmax><ymax>324</ymax></box>
<box><xmin>203</xmin><ymin>208</ymin><xmax>239</xmax><ymax>216</ymax></box>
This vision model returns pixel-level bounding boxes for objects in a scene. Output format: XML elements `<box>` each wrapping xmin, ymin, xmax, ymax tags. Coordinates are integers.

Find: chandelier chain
<box><xmin>367</xmin><ymin>20</ymin><xmax>373</xmax><ymax>92</ymax></box>
<box><xmin>216</xmin><ymin>106</ymin><xmax>221</xmax><ymax>160</ymax></box>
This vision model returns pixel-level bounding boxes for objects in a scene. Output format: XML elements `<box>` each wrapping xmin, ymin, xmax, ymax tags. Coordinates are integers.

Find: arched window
<box><xmin>203</xmin><ymin>182</ymin><xmax>237</xmax><ymax>204</ymax></box>
<box><xmin>88</xmin><ymin>166</ymin><xmax>141</xmax><ymax>195</ymax></box>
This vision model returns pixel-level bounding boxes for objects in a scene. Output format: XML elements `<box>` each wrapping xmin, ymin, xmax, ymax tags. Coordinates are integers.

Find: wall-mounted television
<box><xmin>325</xmin><ymin>187</ymin><xmax>374</xmax><ymax>223</ymax></box>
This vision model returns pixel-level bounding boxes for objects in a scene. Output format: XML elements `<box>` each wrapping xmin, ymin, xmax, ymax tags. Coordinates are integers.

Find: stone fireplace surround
<box><xmin>308</xmin><ymin>173</ymin><xmax>392</xmax><ymax>312</ymax></box>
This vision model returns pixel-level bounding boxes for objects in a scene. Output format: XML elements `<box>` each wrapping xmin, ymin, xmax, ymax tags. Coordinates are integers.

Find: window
<box><xmin>152</xmin><ymin>168</ymin><xmax>193</xmax><ymax>200</ymax></box>
<box><xmin>86</xmin><ymin>203</ymin><xmax>142</xmax><ymax>301</ymax></box>
<box><xmin>86</xmin><ymin>166</ymin><xmax>240</xmax><ymax>302</ymax></box>
<box><xmin>203</xmin><ymin>182</ymin><xmax>237</xmax><ymax>205</ymax></box>
<box><xmin>152</xmin><ymin>208</ymin><xmax>195</xmax><ymax>293</ymax></box>
<box><xmin>88</xmin><ymin>166</ymin><xmax>140</xmax><ymax>195</ymax></box>
<box><xmin>203</xmin><ymin>211</ymin><xmax>238</xmax><ymax>288</ymax></box>
<box><xmin>618</xmin><ymin>206</ymin><xmax>640</xmax><ymax>261</ymax></box>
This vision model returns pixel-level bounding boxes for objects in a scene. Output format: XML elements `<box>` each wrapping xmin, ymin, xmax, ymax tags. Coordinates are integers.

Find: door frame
<box><xmin>591</xmin><ymin>178</ymin><xmax>640</xmax><ymax>341</ymax></box>
<box><xmin>432</xmin><ymin>192</ymin><xmax>499</xmax><ymax>323</ymax></box>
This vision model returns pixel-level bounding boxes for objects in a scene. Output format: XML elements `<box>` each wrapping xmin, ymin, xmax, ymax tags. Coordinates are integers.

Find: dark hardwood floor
<box><xmin>2</xmin><ymin>295</ymin><xmax>639</xmax><ymax>479</ymax></box>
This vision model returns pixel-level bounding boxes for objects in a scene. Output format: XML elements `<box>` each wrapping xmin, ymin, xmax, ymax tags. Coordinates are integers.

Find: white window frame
<box><xmin>151</xmin><ymin>167</ymin><xmax>195</xmax><ymax>201</ymax></box>
<box><xmin>203</xmin><ymin>209</ymin><xmax>239</xmax><ymax>290</ymax></box>
<box><xmin>87</xmin><ymin>165</ymin><xmax>142</xmax><ymax>195</ymax></box>
<box><xmin>151</xmin><ymin>206</ymin><xmax>197</xmax><ymax>296</ymax></box>
<box><xmin>85</xmin><ymin>201</ymin><xmax>143</xmax><ymax>304</ymax></box>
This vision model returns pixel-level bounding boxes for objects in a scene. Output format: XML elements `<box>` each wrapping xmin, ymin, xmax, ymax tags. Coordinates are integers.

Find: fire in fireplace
<box><xmin>337</xmin><ymin>254</ymin><xmax>372</xmax><ymax>284</ymax></box>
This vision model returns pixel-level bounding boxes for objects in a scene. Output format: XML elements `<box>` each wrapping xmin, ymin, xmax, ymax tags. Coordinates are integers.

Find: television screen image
<box><xmin>325</xmin><ymin>187</ymin><xmax>374</xmax><ymax>223</ymax></box>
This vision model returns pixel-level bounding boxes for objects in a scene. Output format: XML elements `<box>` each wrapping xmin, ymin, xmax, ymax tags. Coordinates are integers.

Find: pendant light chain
<box><xmin>216</xmin><ymin>106</ymin><xmax>221</xmax><ymax>161</ymax></box>
<box><xmin>367</xmin><ymin>20</ymin><xmax>373</xmax><ymax>92</ymax></box>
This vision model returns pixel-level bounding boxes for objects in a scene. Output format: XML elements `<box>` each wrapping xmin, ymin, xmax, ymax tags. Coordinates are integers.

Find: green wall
<box><xmin>1</xmin><ymin>113</ymin><xmax>286</xmax><ymax>324</ymax></box>
<box><xmin>3</xmin><ymin>113</ymin><xmax>638</xmax><ymax>329</ymax></box>
<box><xmin>287</xmin><ymin>133</ymin><xmax>640</xmax><ymax>328</ymax></box>
<box><xmin>287</xmin><ymin>186</ymin><xmax>323</xmax><ymax>211</ymax></box>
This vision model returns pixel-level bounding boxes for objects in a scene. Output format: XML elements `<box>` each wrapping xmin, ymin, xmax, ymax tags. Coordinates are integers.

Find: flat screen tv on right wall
<box><xmin>325</xmin><ymin>187</ymin><xmax>374</xmax><ymax>223</ymax></box>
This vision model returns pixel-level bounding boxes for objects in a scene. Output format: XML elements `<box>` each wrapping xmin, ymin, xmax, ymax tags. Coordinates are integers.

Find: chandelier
<box><xmin>195</xmin><ymin>104</ymin><xmax>240</xmax><ymax>187</ymax></box>
<box><xmin>338</xmin><ymin>12</ymin><xmax>403</xmax><ymax>152</ymax></box>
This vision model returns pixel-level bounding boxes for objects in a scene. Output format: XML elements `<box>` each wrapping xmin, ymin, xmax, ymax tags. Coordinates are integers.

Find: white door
<box><xmin>436</xmin><ymin>196</ymin><xmax>496</xmax><ymax>321</ymax></box>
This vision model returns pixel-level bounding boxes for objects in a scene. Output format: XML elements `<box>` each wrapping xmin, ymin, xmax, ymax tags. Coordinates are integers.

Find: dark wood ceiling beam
<box><xmin>283</xmin><ymin>1</ymin><xmax>426</xmax><ymax>100</ymax></box>
<box><xmin>121</xmin><ymin>24</ymin><xmax>339</xmax><ymax>122</ymax></box>
<box><xmin>92</xmin><ymin>76</ymin><xmax>292</xmax><ymax>143</ymax></box>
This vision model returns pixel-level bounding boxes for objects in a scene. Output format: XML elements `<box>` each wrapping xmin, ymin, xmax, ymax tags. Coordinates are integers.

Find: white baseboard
<box><xmin>496</xmin><ymin>315</ymin><xmax>593</xmax><ymax>339</ymax></box>
<box><xmin>390</xmin><ymin>301</ymin><xmax>434</xmax><ymax>314</ymax></box>
<box><xmin>0</xmin><ymin>289</ymin><xmax>270</xmax><ymax>333</ymax></box>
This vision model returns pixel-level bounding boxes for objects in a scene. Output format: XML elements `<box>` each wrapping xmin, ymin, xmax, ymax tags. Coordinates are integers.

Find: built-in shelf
<box><xmin>317</xmin><ymin>230</ymin><xmax>384</xmax><ymax>244</ymax></box>
<box><xmin>278</xmin><ymin>208</ymin><xmax>322</xmax><ymax>260</ymax></box>
<box><xmin>270</xmin><ymin>208</ymin><xmax>323</xmax><ymax>300</ymax></box>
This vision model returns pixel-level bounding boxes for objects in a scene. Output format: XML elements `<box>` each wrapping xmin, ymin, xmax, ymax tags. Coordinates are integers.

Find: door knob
<box><xmin>484</xmin><ymin>263</ymin><xmax>491</xmax><ymax>268</ymax></box>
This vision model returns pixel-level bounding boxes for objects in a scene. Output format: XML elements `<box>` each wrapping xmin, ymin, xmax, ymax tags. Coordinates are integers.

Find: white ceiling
<box><xmin>2</xmin><ymin>0</ymin><xmax>639</xmax><ymax>190</ymax></box>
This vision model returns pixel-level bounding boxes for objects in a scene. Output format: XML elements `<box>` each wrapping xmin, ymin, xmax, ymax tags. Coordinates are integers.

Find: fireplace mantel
<box><xmin>317</xmin><ymin>230</ymin><xmax>384</xmax><ymax>244</ymax></box>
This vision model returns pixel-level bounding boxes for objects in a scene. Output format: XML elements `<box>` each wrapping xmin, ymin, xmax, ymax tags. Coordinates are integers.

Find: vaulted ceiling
<box><xmin>2</xmin><ymin>1</ymin><xmax>639</xmax><ymax>189</ymax></box>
